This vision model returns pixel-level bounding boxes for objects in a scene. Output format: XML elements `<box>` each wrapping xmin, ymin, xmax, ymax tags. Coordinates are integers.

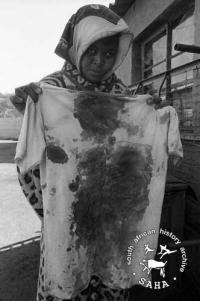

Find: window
<box><xmin>141</xmin><ymin>6</ymin><xmax>195</xmax><ymax>94</ymax></box>
<box><xmin>134</xmin><ymin>3</ymin><xmax>198</xmax><ymax>138</ymax></box>
<box><xmin>141</xmin><ymin>8</ymin><xmax>195</xmax><ymax>78</ymax></box>
<box><xmin>143</xmin><ymin>30</ymin><xmax>167</xmax><ymax>79</ymax></box>
<box><xmin>171</xmin><ymin>8</ymin><xmax>195</xmax><ymax>89</ymax></box>
<box><xmin>171</xmin><ymin>8</ymin><xmax>195</xmax><ymax>69</ymax></box>
<box><xmin>142</xmin><ymin>29</ymin><xmax>167</xmax><ymax>95</ymax></box>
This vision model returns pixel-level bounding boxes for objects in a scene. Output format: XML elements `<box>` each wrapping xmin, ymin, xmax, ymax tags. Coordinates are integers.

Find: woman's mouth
<box><xmin>89</xmin><ymin>70</ymin><xmax>106</xmax><ymax>78</ymax></box>
<box><xmin>89</xmin><ymin>70</ymin><xmax>102</xmax><ymax>75</ymax></box>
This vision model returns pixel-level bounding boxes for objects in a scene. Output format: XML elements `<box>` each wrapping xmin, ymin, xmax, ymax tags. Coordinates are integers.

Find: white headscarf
<box><xmin>55</xmin><ymin>4</ymin><xmax>133</xmax><ymax>80</ymax></box>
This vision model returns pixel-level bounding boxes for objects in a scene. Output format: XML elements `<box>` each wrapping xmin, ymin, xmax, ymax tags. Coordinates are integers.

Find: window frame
<box><xmin>141</xmin><ymin>25</ymin><xmax>167</xmax><ymax>81</ymax></box>
<box><xmin>140</xmin><ymin>6</ymin><xmax>195</xmax><ymax>101</ymax></box>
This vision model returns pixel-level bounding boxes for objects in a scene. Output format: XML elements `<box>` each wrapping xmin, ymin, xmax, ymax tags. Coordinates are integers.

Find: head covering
<box><xmin>55</xmin><ymin>4</ymin><xmax>133</xmax><ymax>81</ymax></box>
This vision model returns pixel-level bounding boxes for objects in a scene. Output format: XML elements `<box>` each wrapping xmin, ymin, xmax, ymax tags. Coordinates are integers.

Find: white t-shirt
<box><xmin>15</xmin><ymin>83</ymin><xmax>183</xmax><ymax>299</ymax></box>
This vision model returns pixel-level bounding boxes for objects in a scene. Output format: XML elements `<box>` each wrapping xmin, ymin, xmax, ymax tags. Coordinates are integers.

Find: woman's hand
<box><xmin>10</xmin><ymin>82</ymin><xmax>42</xmax><ymax>113</ymax></box>
<box><xmin>146</xmin><ymin>94</ymin><xmax>162</xmax><ymax>109</ymax></box>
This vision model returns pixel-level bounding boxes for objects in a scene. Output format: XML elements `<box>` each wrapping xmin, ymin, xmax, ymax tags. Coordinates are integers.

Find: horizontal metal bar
<box><xmin>144</xmin><ymin>52</ymin><xmax>182</xmax><ymax>73</ymax></box>
<box><xmin>175</xmin><ymin>43</ymin><xmax>200</xmax><ymax>54</ymax></box>
<box><xmin>171</xmin><ymin>51</ymin><xmax>184</xmax><ymax>59</ymax></box>
<box><xmin>129</xmin><ymin>58</ymin><xmax>200</xmax><ymax>89</ymax></box>
<box><xmin>144</xmin><ymin>58</ymin><xmax>166</xmax><ymax>72</ymax></box>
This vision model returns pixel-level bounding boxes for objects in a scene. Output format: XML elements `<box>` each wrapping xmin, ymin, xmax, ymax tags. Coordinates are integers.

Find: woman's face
<box><xmin>80</xmin><ymin>35</ymin><xmax>119</xmax><ymax>83</ymax></box>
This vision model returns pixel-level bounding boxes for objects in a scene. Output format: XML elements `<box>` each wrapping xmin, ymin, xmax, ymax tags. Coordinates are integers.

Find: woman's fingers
<box><xmin>15</xmin><ymin>86</ymin><xmax>28</xmax><ymax>100</ymax></box>
<box><xmin>28</xmin><ymin>83</ymin><xmax>42</xmax><ymax>102</ymax></box>
<box><xmin>10</xmin><ymin>95</ymin><xmax>26</xmax><ymax>112</ymax></box>
<box><xmin>15</xmin><ymin>83</ymin><xmax>42</xmax><ymax>103</ymax></box>
<box><xmin>24</xmin><ymin>85</ymin><xmax>39</xmax><ymax>102</ymax></box>
<box><xmin>10</xmin><ymin>95</ymin><xmax>23</xmax><ymax>104</ymax></box>
<box><xmin>11</xmin><ymin>82</ymin><xmax>42</xmax><ymax>113</ymax></box>
<box><xmin>145</xmin><ymin>95</ymin><xmax>153</xmax><ymax>105</ymax></box>
<box><xmin>145</xmin><ymin>94</ymin><xmax>162</xmax><ymax>109</ymax></box>
<box><xmin>152</xmin><ymin>95</ymin><xmax>162</xmax><ymax>105</ymax></box>
<box><xmin>30</xmin><ymin>82</ymin><xmax>42</xmax><ymax>95</ymax></box>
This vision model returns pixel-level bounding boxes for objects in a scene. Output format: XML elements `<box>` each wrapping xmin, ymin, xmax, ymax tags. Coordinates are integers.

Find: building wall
<box><xmin>124</xmin><ymin>0</ymin><xmax>175</xmax><ymax>38</ymax></box>
<box><xmin>116</xmin><ymin>46</ymin><xmax>132</xmax><ymax>85</ymax></box>
<box><xmin>193</xmin><ymin>0</ymin><xmax>200</xmax><ymax>130</ymax></box>
<box><xmin>194</xmin><ymin>0</ymin><xmax>200</xmax><ymax>60</ymax></box>
<box><xmin>116</xmin><ymin>0</ymin><xmax>176</xmax><ymax>85</ymax></box>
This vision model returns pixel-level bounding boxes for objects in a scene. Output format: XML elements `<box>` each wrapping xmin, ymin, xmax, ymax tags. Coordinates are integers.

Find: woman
<box><xmin>11</xmin><ymin>4</ymin><xmax>134</xmax><ymax>301</ymax></box>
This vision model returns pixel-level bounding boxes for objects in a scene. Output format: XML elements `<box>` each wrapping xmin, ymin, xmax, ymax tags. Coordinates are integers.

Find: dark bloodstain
<box><xmin>41</xmin><ymin>183</ymin><xmax>47</xmax><ymax>190</ymax></box>
<box><xmin>44</xmin><ymin>125</ymin><xmax>49</xmax><ymax>131</ymax></box>
<box><xmin>58</xmin><ymin>285</ymin><xmax>63</xmax><ymax>290</ymax></box>
<box><xmin>50</xmin><ymin>187</ymin><xmax>56</xmax><ymax>196</ymax></box>
<box><xmin>46</xmin><ymin>134</ymin><xmax>55</xmax><ymax>142</ymax></box>
<box><xmin>69</xmin><ymin>175</ymin><xmax>80</xmax><ymax>192</ymax></box>
<box><xmin>70</xmin><ymin>144</ymin><xmax>153</xmax><ymax>251</ymax></box>
<box><xmin>73</xmin><ymin>93</ymin><xmax>124</xmax><ymax>141</ymax></box>
<box><xmin>73</xmin><ymin>271</ymin><xmax>85</xmax><ymax>289</ymax></box>
<box><xmin>121</xmin><ymin>123</ymin><xmax>140</xmax><ymax>136</ymax></box>
<box><xmin>160</xmin><ymin>112</ymin><xmax>169</xmax><ymax>124</ymax></box>
<box><xmin>163</xmin><ymin>140</ymin><xmax>167</xmax><ymax>149</ymax></box>
<box><xmin>46</xmin><ymin>143</ymin><xmax>68</xmax><ymax>164</ymax></box>
<box><xmin>128</xmin><ymin>125</ymin><xmax>140</xmax><ymax>136</ymax></box>
<box><xmin>108</xmin><ymin>136</ymin><xmax>116</xmax><ymax>145</ymax></box>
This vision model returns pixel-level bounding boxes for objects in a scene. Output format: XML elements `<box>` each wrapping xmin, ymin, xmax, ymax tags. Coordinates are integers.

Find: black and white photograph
<box><xmin>0</xmin><ymin>0</ymin><xmax>200</xmax><ymax>300</ymax></box>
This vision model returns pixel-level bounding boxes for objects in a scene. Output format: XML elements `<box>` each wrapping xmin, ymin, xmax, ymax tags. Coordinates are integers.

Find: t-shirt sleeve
<box><xmin>167</xmin><ymin>106</ymin><xmax>183</xmax><ymax>165</ymax></box>
<box><xmin>15</xmin><ymin>96</ymin><xmax>46</xmax><ymax>174</ymax></box>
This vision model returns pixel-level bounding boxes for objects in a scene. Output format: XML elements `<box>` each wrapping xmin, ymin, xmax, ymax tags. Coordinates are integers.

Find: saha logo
<box><xmin>127</xmin><ymin>228</ymin><xmax>188</xmax><ymax>289</ymax></box>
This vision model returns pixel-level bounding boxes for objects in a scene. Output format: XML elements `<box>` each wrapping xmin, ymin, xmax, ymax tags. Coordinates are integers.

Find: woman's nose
<box><xmin>94</xmin><ymin>53</ymin><xmax>104</xmax><ymax>66</ymax></box>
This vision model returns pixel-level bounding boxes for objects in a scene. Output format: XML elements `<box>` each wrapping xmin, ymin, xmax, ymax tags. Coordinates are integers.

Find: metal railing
<box><xmin>128</xmin><ymin>58</ymin><xmax>200</xmax><ymax>96</ymax></box>
<box><xmin>129</xmin><ymin>58</ymin><xmax>200</xmax><ymax>141</ymax></box>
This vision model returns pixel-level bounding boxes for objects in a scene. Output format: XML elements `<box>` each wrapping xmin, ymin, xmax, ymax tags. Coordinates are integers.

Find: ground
<box><xmin>0</xmin><ymin>163</ymin><xmax>41</xmax><ymax>248</ymax></box>
<box><xmin>0</xmin><ymin>162</ymin><xmax>41</xmax><ymax>301</ymax></box>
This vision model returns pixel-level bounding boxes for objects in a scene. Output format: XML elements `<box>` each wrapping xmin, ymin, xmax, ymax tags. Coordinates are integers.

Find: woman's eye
<box><xmin>105</xmin><ymin>51</ymin><xmax>116</xmax><ymax>58</ymax></box>
<box><xmin>88</xmin><ymin>48</ymin><xmax>96</xmax><ymax>56</ymax></box>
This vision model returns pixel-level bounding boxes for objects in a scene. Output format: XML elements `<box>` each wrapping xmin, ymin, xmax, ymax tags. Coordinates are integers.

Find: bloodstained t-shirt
<box><xmin>15</xmin><ymin>83</ymin><xmax>183</xmax><ymax>299</ymax></box>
